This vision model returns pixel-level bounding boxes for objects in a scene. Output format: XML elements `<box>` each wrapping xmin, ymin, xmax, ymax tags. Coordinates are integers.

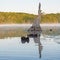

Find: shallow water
<box><xmin>0</xmin><ymin>26</ymin><xmax>60</xmax><ymax>60</ymax></box>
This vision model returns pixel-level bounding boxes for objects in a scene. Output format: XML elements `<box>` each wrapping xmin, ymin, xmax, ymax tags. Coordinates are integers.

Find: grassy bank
<box><xmin>0</xmin><ymin>12</ymin><xmax>60</xmax><ymax>24</ymax></box>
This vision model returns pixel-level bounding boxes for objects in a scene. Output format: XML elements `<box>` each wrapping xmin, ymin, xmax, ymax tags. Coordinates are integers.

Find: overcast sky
<box><xmin>0</xmin><ymin>0</ymin><xmax>60</xmax><ymax>14</ymax></box>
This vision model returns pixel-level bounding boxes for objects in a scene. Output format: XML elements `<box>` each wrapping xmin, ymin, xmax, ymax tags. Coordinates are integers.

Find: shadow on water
<box><xmin>21</xmin><ymin>35</ymin><xmax>43</xmax><ymax>58</ymax></box>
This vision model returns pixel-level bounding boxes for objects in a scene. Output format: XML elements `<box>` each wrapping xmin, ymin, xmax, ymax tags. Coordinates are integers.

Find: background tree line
<box><xmin>0</xmin><ymin>12</ymin><xmax>60</xmax><ymax>24</ymax></box>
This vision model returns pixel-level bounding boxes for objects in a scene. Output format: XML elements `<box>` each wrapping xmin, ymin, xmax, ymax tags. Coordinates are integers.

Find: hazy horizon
<box><xmin>0</xmin><ymin>0</ymin><xmax>60</xmax><ymax>14</ymax></box>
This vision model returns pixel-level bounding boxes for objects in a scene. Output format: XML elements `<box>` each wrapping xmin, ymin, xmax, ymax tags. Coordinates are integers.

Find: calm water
<box><xmin>0</xmin><ymin>26</ymin><xmax>60</xmax><ymax>60</ymax></box>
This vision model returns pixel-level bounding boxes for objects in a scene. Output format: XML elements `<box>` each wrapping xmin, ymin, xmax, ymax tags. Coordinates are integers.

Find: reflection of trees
<box><xmin>0</xmin><ymin>28</ymin><xmax>27</xmax><ymax>39</ymax></box>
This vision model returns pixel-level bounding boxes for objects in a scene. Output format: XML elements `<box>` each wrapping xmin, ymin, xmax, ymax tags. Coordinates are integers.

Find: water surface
<box><xmin>0</xmin><ymin>26</ymin><xmax>60</xmax><ymax>60</ymax></box>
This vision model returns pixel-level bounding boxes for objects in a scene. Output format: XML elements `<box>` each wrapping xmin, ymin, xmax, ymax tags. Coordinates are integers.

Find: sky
<box><xmin>0</xmin><ymin>0</ymin><xmax>60</xmax><ymax>14</ymax></box>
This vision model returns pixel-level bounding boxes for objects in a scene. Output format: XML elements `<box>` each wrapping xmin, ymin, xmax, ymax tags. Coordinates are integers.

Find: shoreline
<box><xmin>0</xmin><ymin>24</ymin><xmax>60</xmax><ymax>26</ymax></box>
